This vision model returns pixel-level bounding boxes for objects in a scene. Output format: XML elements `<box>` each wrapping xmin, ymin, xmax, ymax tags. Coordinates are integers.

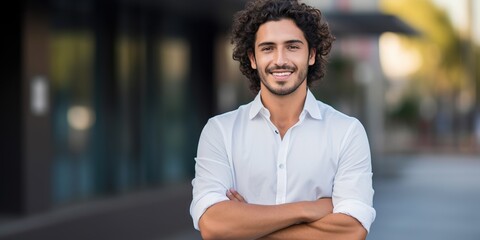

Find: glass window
<box><xmin>49</xmin><ymin>2</ymin><xmax>198</xmax><ymax>206</ymax></box>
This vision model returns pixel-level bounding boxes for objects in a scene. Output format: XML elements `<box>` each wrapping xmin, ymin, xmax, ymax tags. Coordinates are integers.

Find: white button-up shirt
<box><xmin>190</xmin><ymin>89</ymin><xmax>376</xmax><ymax>232</ymax></box>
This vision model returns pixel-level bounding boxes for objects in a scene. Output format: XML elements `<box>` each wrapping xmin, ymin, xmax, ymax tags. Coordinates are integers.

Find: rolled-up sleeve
<box><xmin>332</xmin><ymin>119</ymin><xmax>376</xmax><ymax>232</ymax></box>
<box><xmin>190</xmin><ymin>118</ymin><xmax>233</xmax><ymax>230</ymax></box>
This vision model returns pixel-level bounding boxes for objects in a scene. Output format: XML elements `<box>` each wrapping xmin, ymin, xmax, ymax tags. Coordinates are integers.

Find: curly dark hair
<box><xmin>231</xmin><ymin>0</ymin><xmax>335</xmax><ymax>93</ymax></box>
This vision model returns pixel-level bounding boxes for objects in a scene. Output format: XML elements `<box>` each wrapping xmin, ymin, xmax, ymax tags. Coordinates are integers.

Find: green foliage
<box><xmin>380</xmin><ymin>0</ymin><xmax>479</xmax><ymax>129</ymax></box>
<box><xmin>388</xmin><ymin>95</ymin><xmax>419</xmax><ymax>125</ymax></box>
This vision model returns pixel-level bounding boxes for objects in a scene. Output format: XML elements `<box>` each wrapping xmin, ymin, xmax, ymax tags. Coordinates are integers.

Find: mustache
<box><xmin>267</xmin><ymin>64</ymin><xmax>296</xmax><ymax>72</ymax></box>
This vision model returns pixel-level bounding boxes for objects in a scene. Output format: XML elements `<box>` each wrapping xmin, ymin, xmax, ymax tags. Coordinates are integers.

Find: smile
<box><xmin>271</xmin><ymin>72</ymin><xmax>292</xmax><ymax>77</ymax></box>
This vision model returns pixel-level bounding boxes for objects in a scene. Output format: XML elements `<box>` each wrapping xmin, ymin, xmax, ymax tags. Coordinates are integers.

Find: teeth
<box><xmin>272</xmin><ymin>72</ymin><xmax>291</xmax><ymax>76</ymax></box>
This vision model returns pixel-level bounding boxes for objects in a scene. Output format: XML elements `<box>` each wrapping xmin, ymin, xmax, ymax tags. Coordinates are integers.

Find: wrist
<box><xmin>295</xmin><ymin>201</ymin><xmax>318</xmax><ymax>223</ymax></box>
<box><xmin>297</xmin><ymin>198</ymin><xmax>334</xmax><ymax>223</ymax></box>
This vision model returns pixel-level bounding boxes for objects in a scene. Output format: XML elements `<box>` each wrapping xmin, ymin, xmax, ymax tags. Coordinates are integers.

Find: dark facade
<box><xmin>0</xmin><ymin>0</ymin><xmax>243</xmax><ymax>238</ymax></box>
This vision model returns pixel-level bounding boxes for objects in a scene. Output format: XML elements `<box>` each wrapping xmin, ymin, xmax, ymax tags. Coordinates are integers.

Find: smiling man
<box><xmin>190</xmin><ymin>0</ymin><xmax>376</xmax><ymax>239</ymax></box>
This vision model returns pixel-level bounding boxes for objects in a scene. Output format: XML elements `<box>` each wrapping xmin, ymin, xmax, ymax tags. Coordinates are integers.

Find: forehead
<box><xmin>255</xmin><ymin>19</ymin><xmax>306</xmax><ymax>45</ymax></box>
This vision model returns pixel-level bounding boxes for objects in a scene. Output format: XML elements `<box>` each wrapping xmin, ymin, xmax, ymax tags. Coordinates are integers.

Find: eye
<box><xmin>287</xmin><ymin>45</ymin><xmax>300</xmax><ymax>50</ymax></box>
<box><xmin>261</xmin><ymin>46</ymin><xmax>273</xmax><ymax>52</ymax></box>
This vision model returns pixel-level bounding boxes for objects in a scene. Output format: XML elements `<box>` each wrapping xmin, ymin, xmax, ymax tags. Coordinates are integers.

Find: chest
<box><xmin>228</xmin><ymin>119</ymin><xmax>339</xmax><ymax>203</ymax></box>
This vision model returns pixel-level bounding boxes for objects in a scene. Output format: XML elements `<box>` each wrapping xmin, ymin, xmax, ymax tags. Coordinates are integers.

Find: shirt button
<box><xmin>279</xmin><ymin>164</ymin><xmax>284</xmax><ymax>169</ymax></box>
<box><xmin>274</xmin><ymin>130</ymin><xmax>279</xmax><ymax>134</ymax></box>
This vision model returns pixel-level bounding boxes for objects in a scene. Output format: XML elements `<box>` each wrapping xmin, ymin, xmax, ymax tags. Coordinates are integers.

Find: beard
<box><xmin>259</xmin><ymin>64</ymin><xmax>308</xmax><ymax>96</ymax></box>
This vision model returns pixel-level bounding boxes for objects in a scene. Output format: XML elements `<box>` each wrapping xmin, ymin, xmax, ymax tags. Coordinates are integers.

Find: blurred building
<box><xmin>0</xmin><ymin>0</ymin><xmax>414</xmax><ymax>239</ymax></box>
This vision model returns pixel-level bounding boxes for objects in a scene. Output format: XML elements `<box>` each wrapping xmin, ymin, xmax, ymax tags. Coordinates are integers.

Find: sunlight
<box><xmin>379</xmin><ymin>32</ymin><xmax>422</xmax><ymax>80</ymax></box>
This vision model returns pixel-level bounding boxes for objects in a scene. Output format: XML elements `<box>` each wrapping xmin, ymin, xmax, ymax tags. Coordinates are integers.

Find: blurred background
<box><xmin>0</xmin><ymin>0</ymin><xmax>479</xmax><ymax>239</ymax></box>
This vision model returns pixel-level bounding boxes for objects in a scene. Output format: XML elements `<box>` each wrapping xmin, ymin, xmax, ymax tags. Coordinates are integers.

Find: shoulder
<box><xmin>315</xmin><ymin>100</ymin><xmax>367</xmax><ymax>139</ymax></box>
<box><xmin>315</xmin><ymin>101</ymin><xmax>370</xmax><ymax>155</ymax></box>
<box><xmin>305</xmin><ymin>90</ymin><xmax>359</xmax><ymax>128</ymax></box>
<box><xmin>205</xmin><ymin>102</ymin><xmax>252</xmax><ymax>130</ymax></box>
<box><xmin>318</xmin><ymin>101</ymin><xmax>361</xmax><ymax>125</ymax></box>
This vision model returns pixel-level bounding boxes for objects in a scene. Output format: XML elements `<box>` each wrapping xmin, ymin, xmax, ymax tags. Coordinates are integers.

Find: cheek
<box><xmin>254</xmin><ymin>58</ymin><xmax>269</xmax><ymax>70</ymax></box>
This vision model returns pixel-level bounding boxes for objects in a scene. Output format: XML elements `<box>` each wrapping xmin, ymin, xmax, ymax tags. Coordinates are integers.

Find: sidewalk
<box><xmin>165</xmin><ymin>153</ymin><xmax>480</xmax><ymax>240</ymax></box>
<box><xmin>368</xmin><ymin>154</ymin><xmax>480</xmax><ymax>240</ymax></box>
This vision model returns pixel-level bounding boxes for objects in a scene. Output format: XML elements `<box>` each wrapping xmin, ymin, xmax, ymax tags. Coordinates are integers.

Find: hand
<box><xmin>302</xmin><ymin>197</ymin><xmax>333</xmax><ymax>222</ymax></box>
<box><xmin>226</xmin><ymin>189</ymin><xmax>332</xmax><ymax>223</ymax></box>
<box><xmin>226</xmin><ymin>188</ymin><xmax>247</xmax><ymax>203</ymax></box>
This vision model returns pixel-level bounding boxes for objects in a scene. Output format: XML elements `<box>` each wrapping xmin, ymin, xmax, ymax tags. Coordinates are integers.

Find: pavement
<box><xmin>368</xmin><ymin>154</ymin><xmax>480</xmax><ymax>240</ymax></box>
<box><xmin>164</xmin><ymin>153</ymin><xmax>480</xmax><ymax>240</ymax></box>
<box><xmin>163</xmin><ymin>230</ymin><xmax>201</xmax><ymax>240</ymax></box>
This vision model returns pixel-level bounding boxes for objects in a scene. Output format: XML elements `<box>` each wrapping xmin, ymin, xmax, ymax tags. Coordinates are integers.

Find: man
<box><xmin>190</xmin><ymin>0</ymin><xmax>376</xmax><ymax>239</ymax></box>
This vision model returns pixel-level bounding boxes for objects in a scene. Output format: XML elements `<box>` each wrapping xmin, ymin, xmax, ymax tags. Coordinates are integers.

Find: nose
<box><xmin>274</xmin><ymin>49</ymin><xmax>288</xmax><ymax>66</ymax></box>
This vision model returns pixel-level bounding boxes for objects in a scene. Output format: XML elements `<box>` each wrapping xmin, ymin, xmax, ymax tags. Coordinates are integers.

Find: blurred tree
<box><xmin>380</xmin><ymin>0</ymin><xmax>478</xmax><ymax>149</ymax></box>
<box><xmin>380</xmin><ymin>0</ymin><xmax>466</xmax><ymax>93</ymax></box>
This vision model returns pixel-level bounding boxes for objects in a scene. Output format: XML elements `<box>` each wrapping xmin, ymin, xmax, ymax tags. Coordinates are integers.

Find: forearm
<box><xmin>259</xmin><ymin>213</ymin><xmax>367</xmax><ymax>240</ymax></box>
<box><xmin>198</xmin><ymin>200</ymin><xmax>310</xmax><ymax>240</ymax></box>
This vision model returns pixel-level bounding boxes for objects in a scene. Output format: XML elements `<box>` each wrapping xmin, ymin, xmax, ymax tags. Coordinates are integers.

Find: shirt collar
<box><xmin>249</xmin><ymin>92</ymin><xmax>266</xmax><ymax>119</ymax></box>
<box><xmin>304</xmin><ymin>89</ymin><xmax>323</xmax><ymax>120</ymax></box>
<box><xmin>249</xmin><ymin>89</ymin><xmax>323</xmax><ymax>120</ymax></box>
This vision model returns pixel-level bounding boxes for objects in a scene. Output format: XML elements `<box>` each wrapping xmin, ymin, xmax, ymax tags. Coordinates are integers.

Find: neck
<box><xmin>260</xmin><ymin>84</ymin><xmax>307</xmax><ymax>137</ymax></box>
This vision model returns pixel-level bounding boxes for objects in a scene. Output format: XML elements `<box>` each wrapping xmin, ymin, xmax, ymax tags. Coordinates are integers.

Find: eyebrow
<box><xmin>257</xmin><ymin>39</ymin><xmax>305</xmax><ymax>47</ymax></box>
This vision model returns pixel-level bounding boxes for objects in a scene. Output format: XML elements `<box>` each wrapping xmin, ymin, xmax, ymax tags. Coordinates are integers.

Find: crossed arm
<box><xmin>198</xmin><ymin>189</ymin><xmax>367</xmax><ymax>240</ymax></box>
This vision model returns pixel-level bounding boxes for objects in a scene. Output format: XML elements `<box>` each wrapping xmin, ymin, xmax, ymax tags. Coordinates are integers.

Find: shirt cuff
<box><xmin>333</xmin><ymin>199</ymin><xmax>376</xmax><ymax>232</ymax></box>
<box><xmin>191</xmin><ymin>194</ymin><xmax>229</xmax><ymax>230</ymax></box>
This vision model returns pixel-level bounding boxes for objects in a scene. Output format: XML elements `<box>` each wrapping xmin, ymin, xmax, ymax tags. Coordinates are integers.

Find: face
<box><xmin>249</xmin><ymin>19</ymin><xmax>316</xmax><ymax>96</ymax></box>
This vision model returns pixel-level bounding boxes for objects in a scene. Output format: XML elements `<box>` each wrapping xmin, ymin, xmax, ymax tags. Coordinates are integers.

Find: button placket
<box><xmin>275</xmin><ymin>131</ymin><xmax>290</xmax><ymax>204</ymax></box>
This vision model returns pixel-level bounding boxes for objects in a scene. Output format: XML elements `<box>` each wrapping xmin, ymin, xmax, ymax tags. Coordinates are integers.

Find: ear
<box><xmin>308</xmin><ymin>48</ymin><xmax>316</xmax><ymax>66</ymax></box>
<box><xmin>248</xmin><ymin>50</ymin><xmax>257</xmax><ymax>69</ymax></box>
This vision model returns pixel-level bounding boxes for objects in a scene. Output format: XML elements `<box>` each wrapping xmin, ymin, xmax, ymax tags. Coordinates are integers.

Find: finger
<box><xmin>227</xmin><ymin>189</ymin><xmax>243</xmax><ymax>202</ymax></box>
<box><xmin>230</xmin><ymin>189</ymin><xmax>247</xmax><ymax>203</ymax></box>
<box><xmin>226</xmin><ymin>189</ymin><xmax>237</xmax><ymax>201</ymax></box>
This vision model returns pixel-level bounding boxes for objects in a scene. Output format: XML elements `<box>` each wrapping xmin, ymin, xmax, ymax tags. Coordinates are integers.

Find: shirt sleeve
<box><xmin>190</xmin><ymin>118</ymin><xmax>233</xmax><ymax>230</ymax></box>
<box><xmin>332</xmin><ymin>119</ymin><xmax>376</xmax><ymax>232</ymax></box>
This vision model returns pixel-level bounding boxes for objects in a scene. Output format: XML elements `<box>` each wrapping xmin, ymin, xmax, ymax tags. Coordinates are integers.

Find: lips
<box><xmin>272</xmin><ymin>72</ymin><xmax>292</xmax><ymax>77</ymax></box>
<box><xmin>270</xmin><ymin>70</ymin><xmax>293</xmax><ymax>81</ymax></box>
<box><xmin>266</xmin><ymin>65</ymin><xmax>296</xmax><ymax>81</ymax></box>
